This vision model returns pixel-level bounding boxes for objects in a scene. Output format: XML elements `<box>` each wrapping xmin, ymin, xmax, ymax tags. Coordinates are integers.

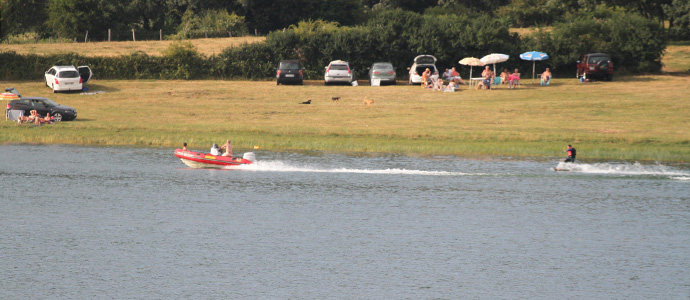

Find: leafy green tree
<box><xmin>1</xmin><ymin>0</ymin><xmax>49</xmax><ymax>39</ymax></box>
<box><xmin>525</xmin><ymin>5</ymin><xmax>666</xmax><ymax>73</ymax></box>
<box><xmin>237</xmin><ymin>0</ymin><xmax>364</xmax><ymax>33</ymax></box>
<box><xmin>664</xmin><ymin>0</ymin><xmax>690</xmax><ymax>40</ymax></box>
<box><xmin>173</xmin><ymin>9</ymin><xmax>247</xmax><ymax>38</ymax></box>
<box><xmin>45</xmin><ymin>0</ymin><xmax>104</xmax><ymax>39</ymax></box>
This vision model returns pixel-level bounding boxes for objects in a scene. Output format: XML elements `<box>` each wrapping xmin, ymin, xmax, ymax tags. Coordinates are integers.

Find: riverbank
<box><xmin>2</xmin><ymin>75</ymin><xmax>689</xmax><ymax>162</ymax></box>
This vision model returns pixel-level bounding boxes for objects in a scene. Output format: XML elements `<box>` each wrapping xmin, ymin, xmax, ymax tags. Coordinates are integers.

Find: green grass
<box><xmin>2</xmin><ymin>75</ymin><xmax>689</xmax><ymax>162</ymax></box>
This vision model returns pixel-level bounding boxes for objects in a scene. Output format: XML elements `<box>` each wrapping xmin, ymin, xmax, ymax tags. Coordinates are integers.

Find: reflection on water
<box><xmin>1</xmin><ymin>144</ymin><xmax>689</xmax><ymax>299</ymax></box>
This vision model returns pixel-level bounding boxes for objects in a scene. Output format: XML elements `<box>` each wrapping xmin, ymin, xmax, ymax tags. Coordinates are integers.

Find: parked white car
<box><xmin>45</xmin><ymin>65</ymin><xmax>92</xmax><ymax>93</ymax></box>
<box><xmin>408</xmin><ymin>55</ymin><xmax>439</xmax><ymax>85</ymax></box>
<box><xmin>324</xmin><ymin>60</ymin><xmax>355</xmax><ymax>85</ymax></box>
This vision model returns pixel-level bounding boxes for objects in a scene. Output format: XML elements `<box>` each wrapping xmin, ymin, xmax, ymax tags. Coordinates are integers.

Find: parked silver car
<box><xmin>324</xmin><ymin>60</ymin><xmax>355</xmax><ymax>85</ymax></box>
<box><xmin>368</xmin><ymin>62</ymin><xmax>396</xmax><ymax>85</ymax></box>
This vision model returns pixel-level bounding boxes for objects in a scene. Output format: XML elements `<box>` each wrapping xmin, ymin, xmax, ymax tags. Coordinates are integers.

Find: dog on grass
<box><xmin>331</xmin><ymin>97</ymin><xmax>340</xmax><ymax>103</ymax></box>
<box><xmin>363</xmin><ymin>98</ymin><xmax>374</xmax><ymax>106</ymax></box>
<box><xmin>300</xmin><ymin>99</ymin><xmax>312</xmax><ymax>104</ymax></box>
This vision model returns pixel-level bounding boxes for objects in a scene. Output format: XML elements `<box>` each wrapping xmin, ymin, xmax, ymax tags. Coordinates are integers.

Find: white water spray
<box><xmin>555</xmin><ymin>161</ymin><xmax>690</xmax><ymax>178</ymax></box>
<box><xmin>236</xmin><ymin>160</ymin><xmax>474</xmax><ymax>176</ymax></box>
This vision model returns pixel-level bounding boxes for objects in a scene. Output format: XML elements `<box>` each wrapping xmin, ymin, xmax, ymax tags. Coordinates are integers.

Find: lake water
<box><xmin>1</xmin><ymin>144</ymin><xmax>689</xmax><ymax>299</ymax></box>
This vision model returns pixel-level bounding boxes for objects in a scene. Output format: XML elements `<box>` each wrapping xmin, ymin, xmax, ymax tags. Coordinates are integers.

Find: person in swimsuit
<box><xmin>220</xmin><ymin>140</ymin><xmax>233</xmax><ymax>157</ymax></box>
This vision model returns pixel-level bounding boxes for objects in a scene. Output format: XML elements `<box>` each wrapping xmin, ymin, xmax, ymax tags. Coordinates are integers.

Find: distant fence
<box><xmin>5</xmin><ymin>28</ymin><xmax>255</xmax><ymax>44</ymax></box>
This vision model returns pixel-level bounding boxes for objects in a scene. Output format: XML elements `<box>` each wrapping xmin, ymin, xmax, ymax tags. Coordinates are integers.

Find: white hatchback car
<box><xmin>45</xmin><ymin>65</ymin><xmax>92</xmax><ymax>93</ymax></box>
<box><xmin>408</xmin><ymin>55</ymin><xmax>439</xmax><ymax>85</ymax></box>
<box><xmin>324</xmin><ymin>60</ymin><xmax>355</xmax><ymax>85</ymax></box>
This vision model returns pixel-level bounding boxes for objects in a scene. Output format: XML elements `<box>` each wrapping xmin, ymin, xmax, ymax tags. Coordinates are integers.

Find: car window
<box><xmin>416</xmin><ymin>57</ymin><xmax>435</xmax><ymax>64</ymax></box>
<box><xmin>42</xmin><ymin>98</ymin><xmax>59</xmax><ymax>106</ymax></box>
<box><xmin>58</xmin><ymin>71</ymin><xmax>80</xmax><ymax>78</ymax></box>
<box><xmin>32</xmin><ymin>100</ymin><xmax>45</xmax><ymax>107</ymax></box>
<box><xmin>373</xmin><ymin>64</ymin><xmax>393</xmax><ymax>70</ymax></box>
<box><xmin>588</xmin><ymin>56</ymin><xmax>607</xmax><ymax>64</ymax></box>
<box><xmin>329</xmin><ymin>64</ymin><xmax>348</xmax><ymax>70</ymax></box>
<box><xmin>18</xmin><ymin>99</ymin><xmax>31</xmax><ymax>105</ymax></box>
<box><xmin>280</xmin><ymin>62</ymin><xmax>300</xmax><ymax>69</ymax></box>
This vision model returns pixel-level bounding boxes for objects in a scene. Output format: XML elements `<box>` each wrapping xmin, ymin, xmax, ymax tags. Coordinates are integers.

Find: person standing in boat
<box><xmin>220</xmin><ymin>140</ymin><xmax>233</xmax><ymax>157</ymax></box>
<box><xmin>564</xmin><ymin>144</ymin><xmax>576</xmax><ymax>163</ymax></box>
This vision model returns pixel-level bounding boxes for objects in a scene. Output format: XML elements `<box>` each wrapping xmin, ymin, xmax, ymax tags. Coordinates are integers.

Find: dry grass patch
<box><xmin>663</xmin><ymin>44</ymin><xmax>690</xmax><ymax>73</ymax></box>
<box><xmin>0</xmin><ymin>36</ymin><xmax>265</xmax><ymax>57</ymax></box>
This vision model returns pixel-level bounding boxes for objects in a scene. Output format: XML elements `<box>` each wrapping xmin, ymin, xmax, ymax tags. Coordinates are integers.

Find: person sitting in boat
<box><xmin>210</xmin><ymin>143</ymin><xmax>221</xmax><ymax>156</ymax></box>
<box><xmin>220</xmin><ymin>140</ymin><xmax>233</xmax><ymax>157</ymax></box>
<box><xmin>564</xmin><ymin>144</ymin><xmax>576</xmax><ymax>163</ymax></box>
<box><xmin>182</xmin><ymin>142</ymin><xmax>187</xmax><ymax>151</ymax></box>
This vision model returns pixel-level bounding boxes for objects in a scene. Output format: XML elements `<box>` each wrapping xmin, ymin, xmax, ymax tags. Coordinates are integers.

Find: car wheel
<box><xmin>324</xmin><ymin>81</ymin><xmax>329</xmax><ymax>86</ymax></box>
<box><xmin>606</xmin><ymin>75</ymin><xmax>613</xmax><ymax>81</ymax></box>
<box><xmin>299</xmin><ymin>81</ymin><xmax>303</xmax><ymax>85</ymax></box>
<box><xmin>52</xmin><ymin>112</ymin><xmax>63</xmax><ymax>122</ymax></box>
<box><xmin>276</xmin><ymin>81</ymin><xmax>280</xmax><ymax>85</ymax></box>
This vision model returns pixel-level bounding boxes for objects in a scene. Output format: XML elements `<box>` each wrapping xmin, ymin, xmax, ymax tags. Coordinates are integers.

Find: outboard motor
<box><xmin>243</xmin><ymin>152</ymin><xmax>256</xmax><ymax>162</ymax></box>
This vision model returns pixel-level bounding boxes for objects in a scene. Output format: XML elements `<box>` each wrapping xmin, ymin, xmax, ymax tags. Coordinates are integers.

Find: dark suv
<box><xmin>577</xmin><ymin>53</ymin><xmax>613</xmax><ymax>81</ymax></box>
<box><xmin>276</xmin><ymin>60</ymin><xmax>303</xmax><ymax>85</ymax></box>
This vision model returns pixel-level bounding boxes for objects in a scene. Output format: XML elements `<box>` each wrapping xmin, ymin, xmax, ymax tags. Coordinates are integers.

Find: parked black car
<box><xmin>276</xmin><ymin>60</ymin><xmax>304</xmax><ymax>85</ymax></box>
<box><xmin>7</xmin><ymin>97</ymin><xmax>77</xmax><ymax>121</ymax></box>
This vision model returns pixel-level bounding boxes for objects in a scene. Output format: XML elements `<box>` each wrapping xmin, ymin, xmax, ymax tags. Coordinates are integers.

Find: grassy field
<box><xmin>1</xmin><ymin>37</ymin><xmax>689</xmax><ymax>161</ymax></box>
<box><xmin>2</xmin><ymin>75</ymin><xmax>689</xmax><ymax>162</ymax></box>
<box><xmin>0</xmin><ymin>36</ymin><xmax>265</xmax><ymax>57</ymax></box>
<box><xmin>663</xmin><ymin>42</ymin><xmax>690</xmax><ymax>73</ymax></box>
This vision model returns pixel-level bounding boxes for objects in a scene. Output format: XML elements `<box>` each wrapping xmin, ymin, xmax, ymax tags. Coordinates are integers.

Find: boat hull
<box><xmin>174</xmin><ymin>149</ymin><xmax>253</xmax><ymax>169</ymax></box>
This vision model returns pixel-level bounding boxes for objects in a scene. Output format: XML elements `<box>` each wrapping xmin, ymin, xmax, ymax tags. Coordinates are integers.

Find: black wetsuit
<box><xmin>565</xmin><ymin>147</ymin><xmax>576</xmax><ymax>163</ymax></box>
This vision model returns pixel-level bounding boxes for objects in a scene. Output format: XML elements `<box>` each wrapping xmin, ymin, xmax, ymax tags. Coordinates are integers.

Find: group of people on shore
<box><xmin>421</xmin><ymin>67</ymin><xmax>466</xmax><ymax>92</ymax></box>
<box><xmin>475</xmin><ymin>66</ymin><xmax>524</xmax><ymax>90</ymax></box>
<box><xmin>17</xmin><ymin>110</ymin><xmax>54</xmax><ymax>125</ymax></box>
<box><xmin>420</xmin><ymin>65</ymin><xmax>553</xmax><ymax>91</ymax></box>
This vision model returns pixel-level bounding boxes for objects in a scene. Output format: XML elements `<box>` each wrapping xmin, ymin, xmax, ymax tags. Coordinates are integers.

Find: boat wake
<box><xmin>554</xmin><ymin>161</ymin><xmax>690</xmax><ymax>179</ymax></box>
<box><xmin>236</xmin><ymin>160</ymin><xmax>475</xmax><ymax>176</ymax></box>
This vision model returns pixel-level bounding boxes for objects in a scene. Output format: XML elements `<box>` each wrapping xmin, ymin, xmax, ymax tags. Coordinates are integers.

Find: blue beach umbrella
<box><xmin>520</xmin><ymin>51</ymin><xmax>549</xmax><ymax>83</ymax></box>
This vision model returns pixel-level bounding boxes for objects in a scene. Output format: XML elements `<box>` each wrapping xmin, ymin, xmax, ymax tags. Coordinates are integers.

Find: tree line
<box><xmin>1</xmin><ymin>0</ymin><xmax>689</xmax><ymax>42</ymax></box>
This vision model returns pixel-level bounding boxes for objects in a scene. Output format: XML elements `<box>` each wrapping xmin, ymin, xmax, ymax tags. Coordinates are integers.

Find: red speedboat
<box><xmin>174</xmin><ymin>149</ymin><xmax>255</xmax><ymax>169</ymax></box>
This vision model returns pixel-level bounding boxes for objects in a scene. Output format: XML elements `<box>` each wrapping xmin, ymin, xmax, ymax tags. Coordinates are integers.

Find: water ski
<box><xmin>553</xmin><ymin>167</ymin><xmax>570</xmax><ymax>172</ymax></box>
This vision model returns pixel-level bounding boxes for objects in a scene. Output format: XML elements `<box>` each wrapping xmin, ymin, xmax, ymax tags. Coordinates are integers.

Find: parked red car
<box><xmin>576</xmin><ymin>53</ymin><xmax>613</xmax><ymax>81</ymax></box>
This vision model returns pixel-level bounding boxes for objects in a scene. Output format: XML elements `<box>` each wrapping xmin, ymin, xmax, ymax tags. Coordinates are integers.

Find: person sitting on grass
<box><xmin>40</xmin><ymin>113</ymin><xmax>54</xmax><ymax>124</ymax></box>
<box><xmin>541</xmin><ymin>68</ymin><xmax>552</xmax><ymax>86</ymax></box>
<box><xmin>432</xmin><ymin>78</ymin><xmax>445</xmax><ymax>91</ymax></box>
<box><xmin>18</xmin><ymin>110</ymin><xmax>40</xmax><ymax>125</ymax></box>
<box><xmin>442</xmin><ymin>68</ymin><xmax>452</xmax><ymax>81</ymax></box>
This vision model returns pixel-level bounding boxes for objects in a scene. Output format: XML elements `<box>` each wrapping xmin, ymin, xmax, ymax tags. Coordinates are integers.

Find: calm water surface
<box><xmin>1</xmin><ymin>144</ymin><xmax>689</xmax><ymax>299</ymax></box>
